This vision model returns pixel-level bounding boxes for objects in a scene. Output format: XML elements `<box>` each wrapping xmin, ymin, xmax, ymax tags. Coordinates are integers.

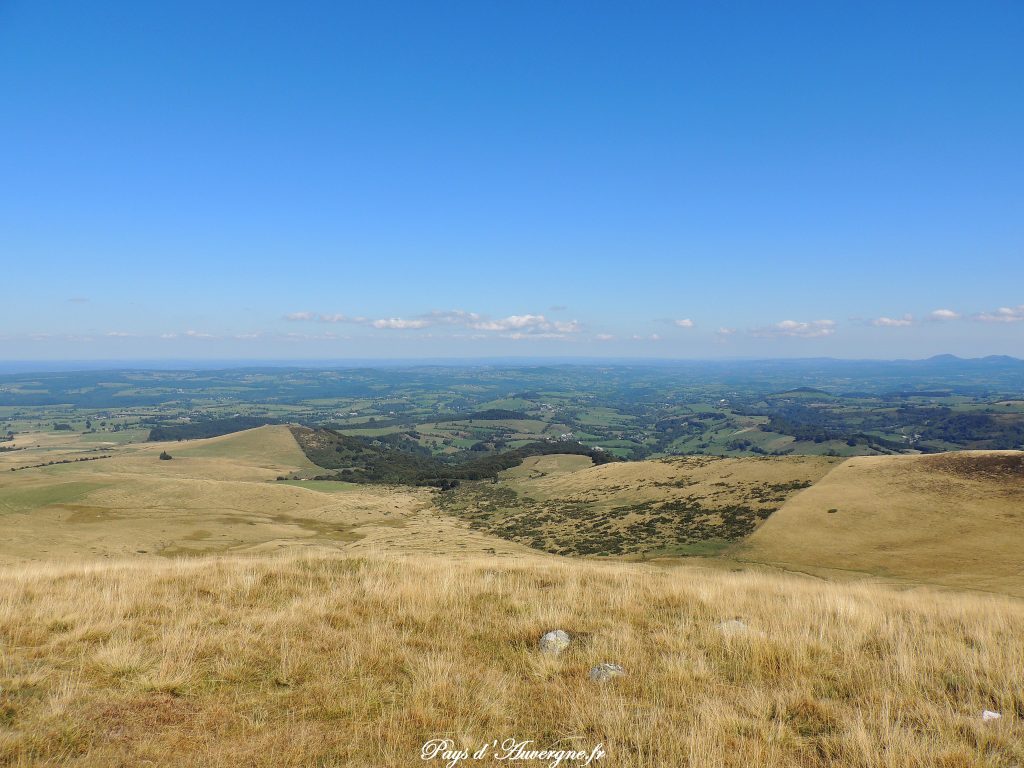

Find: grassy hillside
<box><xmin>437</xmin><ymin>454</ymin><xmax>841</xmax><ymax>557</ymax></box>
<box><xmin>5</xmin><ymin>425</ymin><xmax>1024</xmax><ymax>597</ymax></box>
<box><xmin>0</xmin><ymin>552</ymin><xmax>1020</xmax><ymax>767</ymax></box>
<box><xmin>146</xmin><ymin>416</ymin><xmax>281</xmax><ymax>442</ymax></box>
<box><xmin>3</xmin><ymin>424</ymin><xmax>1024</xmax><ymax>766</ymax></box>
<box><xmin>740</xmin><ymin>452</ymin><xmax>1024</xmax><ymax>595</ymax></box>
<box><xmin>168</xmin><ymin>423</ymin><xmax>319</xmax><ymax>467</ymax></box>
<box><xmin>0</xmin><ymin>426</ymin><xmax>532</xmax><ymax>563</ymax></box>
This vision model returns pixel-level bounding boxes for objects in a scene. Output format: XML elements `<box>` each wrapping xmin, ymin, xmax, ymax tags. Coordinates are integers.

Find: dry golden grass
<box><xmin>3</xmin><ymin>433</ymin><xmax>1024</xmax><ymax>765</ymax></box>
<box><xmin>439</xmin><ymin>454</ymin><xmax>842</xmax><ymax>558</ymax></box>
<box><xmin>498</xmin><ymin>454</ymin><xmax>841</xmax><ymax>509</ymax></box>
<box><xmin>1</xmin><ymin>551</ymin><xmax>1021</xmax><ymax>767</ymax></box>
<box><xmin>741</xmin><ymin>451</ymin><xmax>1024</xmax><ymax>595</ymax></box>
<box><xmin>0</xmin><ymin>427</ymin><xmax>531</xmax><ymax>564</ymax></box>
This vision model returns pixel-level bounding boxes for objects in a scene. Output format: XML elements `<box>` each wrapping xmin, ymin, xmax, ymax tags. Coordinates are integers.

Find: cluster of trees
<box><xmin>289</xmin><ymin>426</ymin><xmax>617</xmax><ymax>487</ymax></box>
<box><xmin>758</xmin><ymin>401</ymin><xmax>1024</xmax><ymax>451</ymax></box>
<box><xmin>9</xmin><ymin>454</ymin><xmax>112</xmax><ymax>472</ymax></box>
<box><xmin>435</xmin><ymin>409</ymin><xmax>529</xmax><ymax>422</ymax></box>
<box><xmin>725</xmin><ymin>438</ymin><xmax>770</xmax><ymax>454</ymax></box>
<box><xmin>920</xmin><ymin>412</ymin><xmax>1024</xmax><ymax>449</ymax></box>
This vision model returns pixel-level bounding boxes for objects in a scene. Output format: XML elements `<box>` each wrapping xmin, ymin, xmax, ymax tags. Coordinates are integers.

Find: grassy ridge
<box><xmin>741</xmin><ymin>451</ymin><xmax>1024</xmax><ymax>595</ymax></box>
<box><xmin>147</xmin><ymin>416</ymin><xmax>281</xmax><ymax>442</ymax></box>
<box><xmin>0</xmin><ymin>552</ymin><xmax>1020</xmax><ymax>767</ymax></box>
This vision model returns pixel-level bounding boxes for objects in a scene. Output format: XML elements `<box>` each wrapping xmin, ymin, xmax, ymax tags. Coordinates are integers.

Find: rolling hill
<box><xmin>1</xmin><ymin>426</ymin><xmax>1023</xmax><ymax>765</ymax></box>
<box><xmin>0</xmin><ymin>426</ymin><xmax>532</xmax><ymax>564</ymax></box>
<box><xmin>739</xmin><ymin>451</ymin><xmax>1024</xmax><ymax>594</ymax></box>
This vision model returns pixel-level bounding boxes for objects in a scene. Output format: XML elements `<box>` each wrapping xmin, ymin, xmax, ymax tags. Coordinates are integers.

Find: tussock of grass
<box><xmin>0</xmin><ymin>553</ymin><xmax>1021</xmax><ymax>766</ymax></box>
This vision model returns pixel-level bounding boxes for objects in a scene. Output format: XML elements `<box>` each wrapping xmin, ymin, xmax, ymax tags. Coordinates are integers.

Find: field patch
<box><xmin>0</xmin><ymin>481</ymin><xmax>108</xmax><ymax>514</ymax></box>
<box><xmin>499</xmin><ymin>453</ymin><xmax>594</xmax><ymax>479</ymax></box>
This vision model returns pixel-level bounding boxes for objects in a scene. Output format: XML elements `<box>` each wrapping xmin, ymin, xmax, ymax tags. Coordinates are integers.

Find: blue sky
<box><xmin>1</xmin><ymin>1</ymin><xmax>1022</xmax><ymax>360</ymax></box>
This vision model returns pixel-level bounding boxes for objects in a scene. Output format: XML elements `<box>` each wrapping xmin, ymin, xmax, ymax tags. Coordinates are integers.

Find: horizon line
<box><xmin>1</xmin><ymin>352</ymin><xmax>1021</xmax><ymax>376</ymax></box>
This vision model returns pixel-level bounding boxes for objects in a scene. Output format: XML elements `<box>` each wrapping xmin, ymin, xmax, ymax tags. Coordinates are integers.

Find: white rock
<box><xmin>538</xmin><ymin>629</ymin><xmax>571</xmax><ymax>654</ymax></box>
<box><xmin>982</xmin><ymin>710</ymin><xmax>1002</xmax><ymax>722</ymax></box>
<box><xmin>588</xmin><ymin>663</ymin><xmax>625</xmax><ymax>682</ymax></box>
<box><xmin>717</xmin><ymin>618</ymin><xmax>751</xmax><ymax>635</ymax></box>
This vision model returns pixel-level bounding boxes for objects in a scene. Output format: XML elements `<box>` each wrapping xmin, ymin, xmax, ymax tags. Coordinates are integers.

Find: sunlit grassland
<box><xmin>0</xmin><ymin>552</ymin><xmax>1020</xmax><ymax>767</ymax></box>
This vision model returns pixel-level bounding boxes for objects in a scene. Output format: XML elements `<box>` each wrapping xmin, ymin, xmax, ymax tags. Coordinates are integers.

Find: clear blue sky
<box><xmin>2</xmin><ymin>1</ymin><xmax>1022</xmax><ymax>360</ymax></box>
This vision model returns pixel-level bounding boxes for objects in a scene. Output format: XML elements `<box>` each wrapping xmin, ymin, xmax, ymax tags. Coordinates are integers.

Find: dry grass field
<box><xmin>741</xmin><ymin>452</ymin><xmax>1024</xmax><ymax>595</ymax></box>
<box><xmin>0</xmin><ymin>426</ymin><xmax>530</xmax><ymax>564</ymax></box>
<box><xmin>2</xmin><ymin>427</ymin><xmax>1023</xmax><ymax>766</ymax></box>
<box><xmin>499</xmin><ymin>453</ymin><xmax>841</xmax><ymax>506</ymax></box>
<box><xmin>0</xmin><ymin>552</ymin><xmax>1021</xmax><ymax>767</ymax></box>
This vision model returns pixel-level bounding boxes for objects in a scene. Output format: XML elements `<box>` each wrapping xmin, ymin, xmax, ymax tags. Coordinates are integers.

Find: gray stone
<box><xmin>588</xmin><ymin>663</ymin><xmax>625</xmax><ymax>682</ymax></box>
<box><xmin>538</xmin><ymin>629</ymin><xmax>571</xmax><ymax>654</ymax></box>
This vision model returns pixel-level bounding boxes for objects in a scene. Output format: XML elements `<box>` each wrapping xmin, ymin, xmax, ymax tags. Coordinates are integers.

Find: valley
<box><xmin>1</xmin><ymin>374</ymin><xmax>1022</xmax><ymax>766</ymax></box>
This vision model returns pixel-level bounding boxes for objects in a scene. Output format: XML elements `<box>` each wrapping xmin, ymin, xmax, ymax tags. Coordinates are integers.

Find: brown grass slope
<box><xmin>740</xmin><ymin>452</ymin><xmax>1024</xmax><ymax>595</ymax></box>
<box><xmin>439</xmin><ymin>455</ymin><xmax>842</xmax><ymax>557</ymax></box>
<box><xmin>0</xmin><ymin>426</ymin><xmax>529</xmax><ymax>564</ymax></box>
<box><xmin>0</xmin><ymin>552</ymin><xmax>1021</xmax><ymax>767</ymax></box>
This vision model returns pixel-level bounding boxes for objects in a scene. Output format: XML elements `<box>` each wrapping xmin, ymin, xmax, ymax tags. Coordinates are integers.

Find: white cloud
<box><xmin>105</xmin><ymin>331</ymin><xmax>136</xmax><ymax>337</ymax></box>
<box><xmin>872</xmin><ymin>314</ymin><xmax>914</xmax><ymax>327</ymax></box>
<box><xmin>466</xmin><ymin>313</ymin><xmax>582</xmax><ymax>335</ymax></box>
<box><xmin>426</xmin><ymin>310</ymin><xmax>482</xmax><ymax>325</ymax></box>
<box><xmin>502</xmin><ymin>332</ymin><xmax>570</xmax><ymax>340</ymax></box>
<box><xmin>595</xmin><ymin>333</ymin><xmax>615</xmax><ymax>341</ymax></box>
<box><xmin>184</xmin><ymin>330</ymin><xmax>215</xmax><ymax>339</ymax></box>
<box><xmin>284</xmin><ymin>309</ymin><xmax>584</xmax><ymax>337</ymax></box>
<box><xmin>470</xmin><ymin>314</ymin><xmax>548</xmax><ymax>331</ymax></box>
<box><xmin>752</xmin><ymin>319</ymin><xmax>837</xmax><ymax>339</ymax></box>
<box><xmin>974</xmin><ymin>305</ymin><xmax>1024</xmax><ymax>323</ymax></box>
<box><xmin>3</xmin><ymin>332</ymin><xmax>97</xmax><ymax>342</ymax></box>
<box><xmin>371</xmin><ymin>317</ymin><xmax>431</xmax><ymax>330</ymax></box>
<box><xmin>282</xmin><ymin>331</ymin><xmax>350</xmax><ymax>341</ymax></box>
<box><xmin>929</xmin><ymin>308</ymin><xmax>961</xmax><ymax>321</ymax></box>
<box><xmin>674</xmin><ymin>318</ymin><xmax>695</xmax><ymax>328</ymax></box>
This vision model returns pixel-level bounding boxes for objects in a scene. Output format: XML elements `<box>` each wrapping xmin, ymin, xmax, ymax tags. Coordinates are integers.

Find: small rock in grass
<box><xmin>982</xmin><ymin>710</ymin><xmax>1002</xmax><ymax>722</ymax></box>
<box><xmin>588</xmin><ymin>663</ymin><xmax>625</xmax><ymax>683</ymax></box>
<box><xmin>717</xmin><ymin>618</ymin><xmax>751</xmax><ymax>635</ymax></box>
<box><xmin>539</xmin><ymin>629</ymin><xmax>571</xmax><ymax>654</ymax></box>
